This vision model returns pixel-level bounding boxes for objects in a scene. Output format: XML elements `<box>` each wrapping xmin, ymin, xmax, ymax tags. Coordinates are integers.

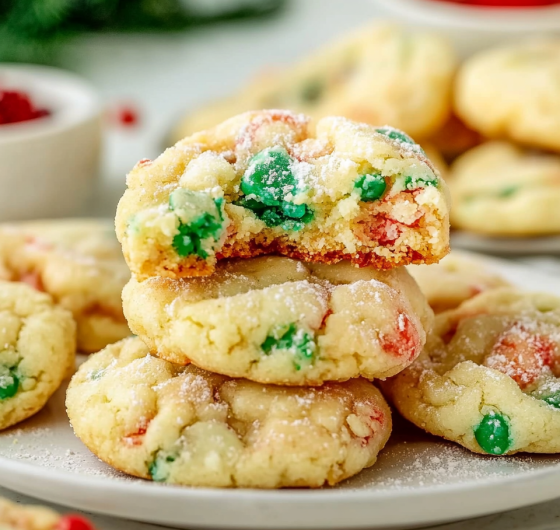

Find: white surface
<box><xmin>1</xmin><ymin>257</ymin><xmax>560</xmax><ymax>529</ymax></box>
<box><xmin>452</xmin><ymin>232</ymin><xmax>560</xmax><ymax>256</ymax></box>
<box><xmin>0</xmin><ymin>65</ymin><xmax>102</xmax><ymax>222</ymax></box>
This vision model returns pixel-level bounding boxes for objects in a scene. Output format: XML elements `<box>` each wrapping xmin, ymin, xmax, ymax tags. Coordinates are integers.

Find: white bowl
<box><xmin>0</xmin><ymin>65</ymin><xmax>102</xmax><ymax>222</ymax></box>
<box><xmin>373</xmin><ymin>0</ymin><xmax>560</xmax><ymax>56</ymax></box>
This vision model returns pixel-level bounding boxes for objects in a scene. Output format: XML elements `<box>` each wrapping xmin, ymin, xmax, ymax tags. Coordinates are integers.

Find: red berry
<box><xmin>57</xmin><ymin>514</ymin><xmax>96</xmax><ymax>530</ymax></box>
<box><xmin>0</xmin><ymin>89</ymin><xmax>50</xmax><ymax>125</ymax></box>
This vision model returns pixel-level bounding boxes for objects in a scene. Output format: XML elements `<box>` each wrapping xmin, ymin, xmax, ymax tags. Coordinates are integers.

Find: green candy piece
<box><xmin>169</xmin><ymin>190</ymin><xmax>225</xmax><ymax>259</ymax></box>
<box><xmin>241</xmin><ymin>146</ymin><xmax>296</xmax><ymax>207</ymax></box>
<box><xmin>301</xmin><ymin>79</ymin><xmax>324</xmax><ymax>103</ymax></box>
<box><xmin>149</xmin><ymin>451</ymin><xmax>176</xmax><ymax>482</ymax></box>
<box><xmin>376</xmin><ymin>127</ymin><xmax>416</xmax><ymax>146</ymax></box>
<box><xmin>355</xmin><ymin>173</ymin><xmax>386</xmax><ymax>202</ymax></box>
<box><xmin>474</xmin><ymin>412</ymin><xmax>512</xmax><ymax>455</ymax></box>
<box><xmin>0</xmin><ymin>366</ymin><xmax>19</xmax><ymax>400</ymax></box>
<box><xmin>542</xmin><ymin>393</ymin><xmax>560</xmax><ymax>408</ymax></box>
<box><xmin>498</xmin><ymin>186</ymin><xmax>519</xmax><ymax>198</ymax></box>
<box><xmin>261</xmin><ymin>323</ymin><xmax>316</xmax><ymax>370</ymax></box>
<box><xmin>404</xmin><ymin>174</ymin><xmax>439</xmax><ymax>191</ymax></box>
<box><xmin>260</xmin><ymin>208</ymin><xmax>285</xmax><ymax>228</ymax></box>
<box><xmin>281</xmin><ymin>201</ymin><xmax>307</xmax><ymax>219</ymax></box>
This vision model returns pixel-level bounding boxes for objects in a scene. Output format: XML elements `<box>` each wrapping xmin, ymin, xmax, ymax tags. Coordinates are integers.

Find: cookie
<box><xmin>383</xmin><ymin>289</ymin><xmax>560</xmax><ymax>455</ymax></box>
<box><xmin>0</xmin><ymin>497</ymin><xmax>94</xmax><ymax>530</ymax></box>
<box><xmin>455</xmin><ymin>39</ymin><xmax>560</xmax><ymax>152</ymax></box>
<box><xmin>407</xmin><ymin>252</ymin><xmax>509</xmax><ymax>313</ymax></box>
<box><xmin>449</xmin><ymin>142</ymin><xmax>560</xmax><ymax>236</ymax></box>
<box><xmin>122</xmin><ymin>256</ymin><xmax>433</xmax><ymax>385</ymax></box>
<box><xmin>67</xmin><ymin>337</ymin><xmax>392</xmax><ymax>488</ymax></box>
<box><xmin>172</xmin><ymin>23</ymin><xmax>456</xmax><ymax>142</ymax></box>
<box><xmin>0</xmin><ymin>219</ymin><xmax>130</xmax><ymax>353</ymax></box>
<box><xmin>117</xmin><ymin>110</ymin><xmax>450</xmax><ymax>280</ymax></box>
<box><xmin>0</xmin><ymin>281</ymin><xmax>75</xmax><ymax>431</ymax></box>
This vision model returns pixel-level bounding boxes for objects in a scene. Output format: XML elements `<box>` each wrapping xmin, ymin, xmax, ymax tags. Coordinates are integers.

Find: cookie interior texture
<box><xmin>383</xmin><ymin>289</ymin><xmax>560</xmax><ymax>455</ymax></box>
<box><xmin>67</xmin><ymin>337</ymin><xmax>392</xmax><ymax>488</ymax></box>
<box><xmin>122</xmin><ymin>256</ymin><xmax>433</xmax><ymax>385</ymax></box>
<box><xmin>0</xmin><ymin>219</ymin><xmax>131</xmax><ymax>352</ymax></box>
<box><xmin>0</xmin><ymin>281</ymin><xmax>76</xmax><ymax>430</ymax></box>
<box><xmin>449</xmin><ymin>142</ymin><xmax>560</xmax><ymax>236</ymax></box>
<box><xmin>117</xmin><ymin>110</ymin><xmax>450</xmax><ymax>280</ymax></box>
<box><xmin>172</xmin><ymin>23</ymin><xmax>457</xmax><ymax>142</ymax></box>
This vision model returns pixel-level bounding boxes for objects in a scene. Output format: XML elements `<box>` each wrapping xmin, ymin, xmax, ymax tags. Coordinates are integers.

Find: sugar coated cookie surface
<box><xmin>407</xmin><ymin>252</ymin><xmax>509</xmax><ymax>313</ymax></box>
<box><xmin>117</xmin><ymin>110</ymin><xmax>450</xmax><ymax>279</ymax></box>
<box><xmin>0</xmin><ymin>497</ymin><xmax>95</xmax><ymax>530</ymax></box>
<box><xmin>0</xmin><ymin>219</ymin><xmax>130</xmax><ymax>353</ymax></box>
<box><xmin>455</xmin><ymin>39</ymin><xmax>560</xmax><ymax>152</ymax></box>
<box><xmin>0</xmin><ymin>281</ymin><xmax>75</xmax><ymax>431</ymax></box>
<box><xmin>67</xmin><ymin>337</ymin><xmax>392</xmax><ymax>488</ymax></box>
<box><xmin>122</xmin><ymin>256</ymin><xmax>433</xmax><ymax>385</ymax></box>
<box><xmin>449</xmin><ymin>142</ymin><xmax>560</xmax><ymax>236</ymax></box>
<box><xmin>172</xmin><ymin>23</ymin><xmax>456</xmax><ymax>142</ymax></box>
<box><xmin>383</xmin><ymin>289</ymin><xmax>560</xmax><ymax>455</ymax></box>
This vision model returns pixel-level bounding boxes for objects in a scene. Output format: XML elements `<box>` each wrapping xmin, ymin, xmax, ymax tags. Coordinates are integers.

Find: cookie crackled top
<box><xmin>116</xmin><ymin>110</ymin><xmax>450</xmax><ymax>279</ymax></box>
<box><xmin>383</xmin><ymin>289</ymin><xmax>560</xmax><ymax>456</ymax></box>
<box><xmin>67</xmin><ymin>337</ymin><xmax>392</xmax><ymax>489</ymax></box>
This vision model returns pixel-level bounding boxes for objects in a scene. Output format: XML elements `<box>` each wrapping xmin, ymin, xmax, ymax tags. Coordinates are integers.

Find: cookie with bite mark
<box><xmin>117</xmin><ymin>110</ymin><xmax>450</xmax><ymax>280</ymax></box>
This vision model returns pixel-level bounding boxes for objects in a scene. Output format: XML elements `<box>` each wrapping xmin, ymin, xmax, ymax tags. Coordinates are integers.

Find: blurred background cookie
<box><xmin>0</xmin><ymin>219</ymin><xmax>130</xmax><ymax>353</ymax></box>
<box><xmin>455</xmin><ymin>39</ymin><xmax>560</xmax><ymax>152</ymax></box>
<box><xmin>171</xmin><ymin>23</ymin><xmax>457</xmax><ymax>143</ymax></box>
<box><xmin>449</xmin><ymin>142</ymin><xmax>560</xmax><ymax>236</ymax></box>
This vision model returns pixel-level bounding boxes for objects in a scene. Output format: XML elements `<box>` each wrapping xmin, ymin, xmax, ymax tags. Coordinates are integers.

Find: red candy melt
<box><xmin>57</xmin><ymin>515</ymin><xmax>96</xmax><ymax>530</ymax></box>
<box><xmin>0</xmin><ymin>90</ymin><xmax>50</xmax><ymax>125</ymax></box>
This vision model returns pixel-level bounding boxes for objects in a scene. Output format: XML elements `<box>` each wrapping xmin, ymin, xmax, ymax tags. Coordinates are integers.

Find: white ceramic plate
<box><xmin>452</xmin><ymin>232</ymin><xmax>560</xmax><ymax>256</ymax></box>
<box><xmin>2</xmin><ymin>255</ymin><xmax>560</xmax><ymax>530</ymax></box>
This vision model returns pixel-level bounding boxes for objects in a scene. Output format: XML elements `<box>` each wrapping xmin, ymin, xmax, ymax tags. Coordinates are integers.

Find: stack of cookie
<box><xmin>67</xmin><ymin>110</ymin><xmax>451</xmax><ymax>488</ymax></box>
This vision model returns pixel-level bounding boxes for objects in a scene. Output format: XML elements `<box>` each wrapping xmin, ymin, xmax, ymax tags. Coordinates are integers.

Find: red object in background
<box><xmin>433</xmin><ymin>0</ymin><xmax>560</xmax><ymax>6</ymax></box>
<box><xmin>107</xmin><ymin>103</ymin><xmax>141</xmax><ymax>128</ymax></box>
<box><xmin>0</xmin><ymin>90</ymin><xmax>50</xmax><ymax>125</ymax></box>
<box><xmin>56</xmin><ymin>515</ymin><xmax>96</xmax><ymax>530</ymax></box>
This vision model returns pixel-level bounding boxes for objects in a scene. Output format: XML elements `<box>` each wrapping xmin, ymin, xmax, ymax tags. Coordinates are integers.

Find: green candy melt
<box><xmin>261</xmin><ymin>323</ymin><xmax>316</xmax><ymax>370</ymax></box>
<box><xmin>474</xmin><ymin>412</ymin><xmax>512</xmax><ymax>455</ymax></box>
<box><xmin>241</xmin><ymin>146</ymin><xmax>296</xmax><ymax>207</ymax></box>
<box><xmin>238</xmin><ymin>147</ymin><xmax>313</xmax><ymax>232</ymax></box>
<box><xmin>376</xmin><ymin>127</ymin><xmax>416</xmax><ymax>146</ymax></box>
<box><xmin>542</xmin><ymin>393</ymin><xmax>560</xmax><ymax>408</ymax></box>
<box><xmin>300</xmin><ymin>79</ymin><xmax>324</xmax><ymax>103</ymax></box>
<box><xmin>355</xmin><ymin>173</ymin><xmax>386</xmax><ymax>202</ymax></box>
<box><xmin>169</xmin><ymin>190</ymin><xmax>225</xmax><ymax>259</ymax></box>
<box><xmin>404</xmin><ymin>174</ymin><xmax>438</xmax><ymax>191</ymax></box>
<box><xmin>149</xmin><ymin>451</ymin><xmax>177</xmax><ymax>482</ymax></box>
<box><xmin>0</xmin><ymin>366</ymin><xmax>19</xmax><ymax>400</ymax></box>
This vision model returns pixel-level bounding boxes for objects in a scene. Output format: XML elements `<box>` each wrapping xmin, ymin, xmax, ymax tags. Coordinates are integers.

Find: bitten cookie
<box><xmin>0</xmin><ymin>219</ymin><xmax>130</xmax><ymax>353</ymax></box>
<box><xmin>407</xmin><ymin>252</ymin><xmax>509</xmax><ymax>313</ymax></box>
<box><xmin>172</xmin><ymin>23</ymin><xmax>456</xmax><ymax>142</ymax></box>
<box><xmin>0</xmin><ymin>497</ymin><xmax>94</xmax><ymax>530</ymax></box>
<box><xmin>383</xmin><ymin>289</ymin><xmax>560</xmax><ymax>455</ymax></box>
<box><xmin>67</xmin><ymin>337</ymin><xmax>392</xmax><ymax>489</ymax></box>
<box><xmin>122</xmin><ymin>256</ymin><xmax>433</xmax><ymax>385</ymax></box>
<box><xmin>0</xmin><ymin>281</ymin><xmax>75</xmax><ymax>431</ymax></box>
<box><xmin>449</xmin><ymin>142</ymin><xmax>560</xmax><ymax>236</ymax></box>
<box><xmin>117</xmin><ymin>110</ymin><xmax>450</xmax><ymax>280</ymax></box>
<box><xmin>455</xmin><ymin>39</ymin><xmax>560</xmax><ymax>152</ymax></box>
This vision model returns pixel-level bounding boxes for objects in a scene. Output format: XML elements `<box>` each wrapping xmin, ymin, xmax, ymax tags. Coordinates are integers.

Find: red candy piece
<box><xmin>484</xmin><ymin>323</ymin><xmax>557</xmax><ymax>389</ymax></box>
<box><xmin>0</xmin><ymin>90</ymin><xmax>50</xmax><ymax>125</ymax></box>
<box><xmin>380</xmin><ymin>312</ymin><xmax>421</xmax><ymax>362</ymax></box>
<box><xmin>57</xmin><ymin>515</ymin><xmax>96</xmax><ymax>530</ymax></box>
<box><xmin>117</xmin><ymin>106</ymin><xmax>139</xmax><ymax>127</ymax></box>
<box><xmin>431</xmin><ymin>0</ymin><xmax>559</xmax><ymax>6</ymax></box>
